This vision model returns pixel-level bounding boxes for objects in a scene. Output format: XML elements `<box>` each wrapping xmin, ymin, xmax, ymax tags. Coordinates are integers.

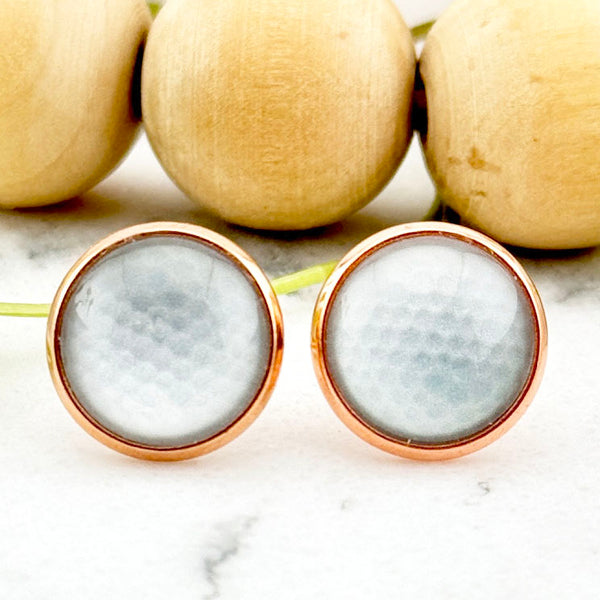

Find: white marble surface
<box><xmin>1</xmin><ymin>133</ymin><xmax>599</xmax><ymax>599</ymax></box>
<box><xmin>1</xmin><ymin>1</ymin><xmax>600</xmax><ymax>598</ymax></box>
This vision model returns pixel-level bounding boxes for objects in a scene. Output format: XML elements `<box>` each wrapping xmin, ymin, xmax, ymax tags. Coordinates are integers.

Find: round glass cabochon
<box><xmin>55</xmin><ymin>233</ymin><xmax>274</xmax><ymax>449</ymax></box>
<box><xmin>323</xmin><ymin>234</ymin><xmax>539</xmax><ymax>446</ymax></box>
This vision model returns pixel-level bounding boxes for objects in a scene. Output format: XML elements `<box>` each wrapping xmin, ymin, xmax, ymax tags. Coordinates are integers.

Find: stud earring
<box><xmin>46</xmin><ymin>222</ymin><xmax>283</xmax><ymax>461</ymax></box>
<box><xmin>311</xmin><ymin>222</ymin><xmax>547</xmax><ymax>460</ymax></box>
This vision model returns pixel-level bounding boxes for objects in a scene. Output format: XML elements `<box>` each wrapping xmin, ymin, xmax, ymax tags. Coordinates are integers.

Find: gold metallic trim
<box><xmin>47</xmin><ymin>222</ymin><xmax>284</xmax><ymax>461</ymax></box>
<box><xmin>311</xmin><ymin>222</ymin><xmax>548</xmax><ymax>461</ymax></box>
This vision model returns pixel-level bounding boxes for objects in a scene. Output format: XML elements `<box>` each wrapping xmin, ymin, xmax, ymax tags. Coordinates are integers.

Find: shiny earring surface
<box><xmin>46</xmin><ymin>222</ymin><xmax>283</xmax><ymax>461</ymax></box>
<box><xmin>312</xmin><ymin>222</ymin><xmax>547</xmax><ymax>460</ymax></box>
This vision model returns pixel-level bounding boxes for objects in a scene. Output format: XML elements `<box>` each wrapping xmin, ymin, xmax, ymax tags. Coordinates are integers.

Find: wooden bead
<box><xmin>420</xmin><ymin>0</ymin><xmax>600</xmax><ymax>249</ymax></box>
<box><xmin>142</xmin><ymin>0</ymin><xmax>415</xmax><ymax>230</ymax></box>
<box><xmin>0</xmin><ymin>0</ymin><xmax>151</xmax><ymax>208</ymax></box>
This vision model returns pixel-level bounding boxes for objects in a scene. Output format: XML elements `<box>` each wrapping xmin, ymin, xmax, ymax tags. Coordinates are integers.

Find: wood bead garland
<box><xmin>3</xmin><ymin>0</ymin><xmax>598</xmax><ymax>250</ymax></box>
<box><xmin>0</xmin><ymin>0</ymin><xmax>151</xmax><ymax>208</ymax></box>
<box><xmin>420</xmin><ymin>0</ymin><xmax>600</xmax><ymax>250</ymax></box>
<box><xmin>142</xmin><ymin>0</ymin><xmax>416</xmax><ymax>230</ymax></box>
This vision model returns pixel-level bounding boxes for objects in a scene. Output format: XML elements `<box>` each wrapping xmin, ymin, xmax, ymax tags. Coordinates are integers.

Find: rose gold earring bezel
<box><xmin>311</xmin><ymin>222</ymin><xmax>548</xmax><ymax>461</ymax></box>
<box><xmin>46</xmin><ymin>222</ymin><xmax>284</xmax><ymax>461</ymax></box>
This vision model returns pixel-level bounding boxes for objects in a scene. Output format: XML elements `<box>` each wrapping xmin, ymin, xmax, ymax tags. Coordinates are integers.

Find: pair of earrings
<box><xmin>43</xmin><ymin>221</ymin><xmax>547</xmax><ymax>462</ymax></box>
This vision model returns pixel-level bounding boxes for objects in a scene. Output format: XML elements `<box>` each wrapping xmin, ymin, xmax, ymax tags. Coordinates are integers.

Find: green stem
<box><xmin>0</xmin><ymin>303</ymin><xmax>51</xmax><ymax>318</ymax></box>
<box><xmin>0</xmin><ymin>262</ymin><xmax>338</xmax><ymax>318</ymax></box>
<box><xmin>411</xmin><ymin>20</ymin><xmax>436</xmax><ymax>40</ymax></box>
<box><xmin>271</xmin><ymin>261</ymin><xmax>338</xmax><ymax>296</ymax></box>
<box><xmin>147</xmin><ymin>1</ymin><xmax>161</xmax><ymax>17</ymax></box>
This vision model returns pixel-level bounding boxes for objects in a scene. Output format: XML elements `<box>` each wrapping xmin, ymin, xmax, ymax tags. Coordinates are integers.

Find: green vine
<box><xmin>0</xmin><ymin>303</ymin><xmax>51</xmax><ymax>318</ymax></box>
<box><xmin>147</xmin><ymin>1</ymin><xmax>161</xmax><ymax>18</ymax></box>
<box><xmin>271</xmin><ymin>261</ymin><xmax>338</xmax><ymax>296</ymax></box>
<box><xmin>411</xmin><ymin>20</ymin><xmax>435</xmax><ymax>40</ymax></box>
<box><xmin>0</xmin><ymin>262</ymin><xmax>339</xmax><ymax>318</ymax></box>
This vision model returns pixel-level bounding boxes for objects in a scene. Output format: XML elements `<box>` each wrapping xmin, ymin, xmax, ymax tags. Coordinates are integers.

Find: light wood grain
<box><xmin>0</xmin><ymin>0</ymin><xmax>151</xmax><ymax>208</ymax></box>
<box><xmin>142</xmin><ymin>0</ymin><xmax>415</xmax><ymax>230</ymax></box>
<box><xmin>420</xmin><ymin>0</ymin><xmax>600</xmax><ymax>249</ymax></box>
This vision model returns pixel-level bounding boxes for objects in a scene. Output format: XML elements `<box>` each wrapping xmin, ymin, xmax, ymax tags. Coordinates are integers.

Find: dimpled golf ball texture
<box><xmin>324</xmin><ymin>236</ymin><xmax>537</xmax><ymax>445</ymax></box>
<box><xmin>58</xmin><ymin>236</ymin><xmax>272</xmax><ymax>448</ymax></box>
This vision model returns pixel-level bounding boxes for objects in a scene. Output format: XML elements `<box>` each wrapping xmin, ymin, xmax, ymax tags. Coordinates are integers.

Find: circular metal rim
<box><xmin>46</xmin><ymin>222</ymin><xmax>284</xmax><ymax>461</ymax></box>
<box><xmin>311</xmin><ymin>222</ymin><xmax>548</xmax><ymax>461</ymax></box>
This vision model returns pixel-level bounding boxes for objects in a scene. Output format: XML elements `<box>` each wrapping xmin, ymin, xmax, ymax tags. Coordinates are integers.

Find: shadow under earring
<box><xmin>46</xmin><ymin>222</ymin><xmax>283</xmax><ymax>461</ymax></box>
<box><xmin>312</xmin><ymin>222</ymin><xmax>547</xmax><ymax>460</ymax></box>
